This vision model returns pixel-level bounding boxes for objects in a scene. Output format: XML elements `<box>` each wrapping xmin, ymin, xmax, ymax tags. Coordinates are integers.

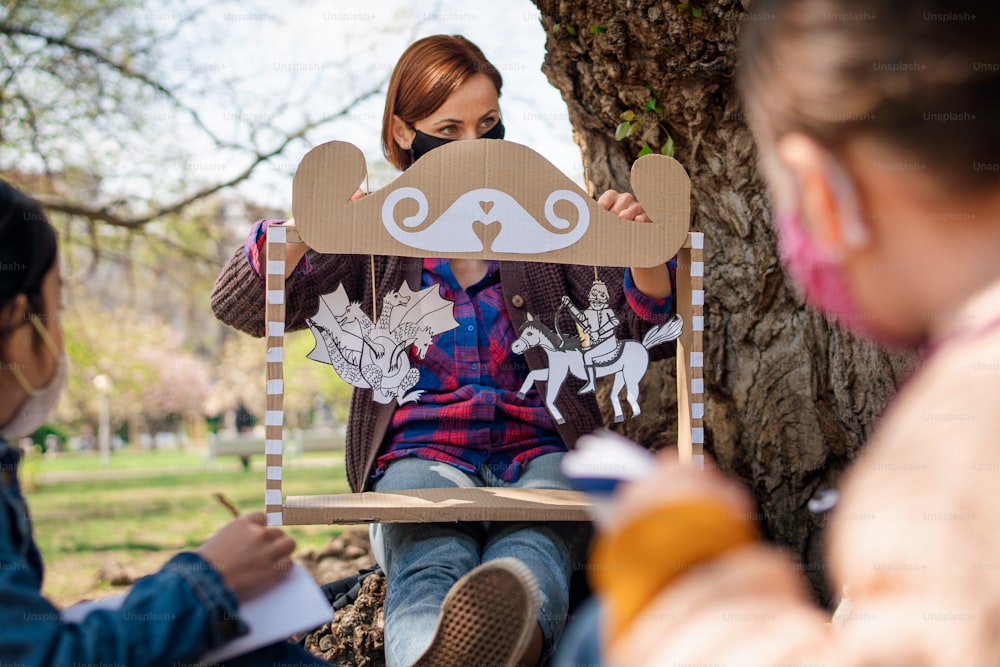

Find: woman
<box><xmin>212</xmin><ymin>35</ymin><xmax>677</xmax><ymax>667</ymax></box>
<box><xmin>584</xmin><ymin>1</ymin><xmax>1000</xmax><ymax>665</ymax></box>
<box><xmin>0</xmin><ymin>180</ymin><xmax>331</xmax><ymax>666</ymax></box>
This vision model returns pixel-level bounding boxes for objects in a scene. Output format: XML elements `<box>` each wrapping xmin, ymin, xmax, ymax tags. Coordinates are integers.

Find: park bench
<box><xmin>208</xmin><ymin>427</ymin><xmax>345</xmax><ymax>471</ymax></box>
<box><xmin>259</xmin><ymin>140</ymin><xmax>702</xmax><ymax>527</ymax></box>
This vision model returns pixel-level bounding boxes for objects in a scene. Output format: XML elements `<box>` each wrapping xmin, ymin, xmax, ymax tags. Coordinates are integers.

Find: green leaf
<box><xmin>554</xmin><ymin>22</ymin><xmax>562</xmax><ymax>31</ymax></box>
<box><xmin>661</xmin><ymin>135</ymin><xmax>676</xmax><ymax>157</ymax></box>
<box><xmin>637</xmin><ymin>143</ymin><xmax>654</xmax><ymax>157</ymax></box>
<box><xmin>630</xmin><ymin>121</ymin><xmax>641</xmax><ymax>135</ymax></box>
<box><xmin>692</xmin><ymin>6</ymin><xmax>703</xmax><ymax>17</ymax></box>
<box><xmin>644</xmin><ymin>98</ymin><xmax>657</xmax><ymax>112</ymax></box>
<box><xmin>615</xmin><ymin>122</ymin><xmax>631</xmax><ymax>141</ymax></box>
<box><xmin>676</xmin><ymin>3</ymin><xmax>690</xmax><ymax>13</ymax></box>
<box><xmin>566</xmin><ymin>24</ymin><xmax>577</xmax><ymax>35</ymax></box>
<box><xmin>590</xmin><ymin>24</ymin><xmax>607</xmax><ymax>33</ymax></box>
<box><xmin>620</xmin><ymin>109</ymin><xmax>636</xmax><ymax>122</ymax></box>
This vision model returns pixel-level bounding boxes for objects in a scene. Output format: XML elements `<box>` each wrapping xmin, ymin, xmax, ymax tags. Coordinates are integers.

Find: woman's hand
<box><xmin>279</xmin><ymin>189</ymin><xmax>366</xmax><ymax>277</ymax></box>
<box><xmin>598</xmin><ymin>189</ymin><xmax>672</xmax><ymax>299</ymax></box>
<box><xmin>197</xmin><ymin>513</ymin><xmax>296</xmax><ymax>602</ymax></box>
<box><xmin>597</xmin><ymin>189</ymin><xmax>650</xmax><ymax>222</ymax></box>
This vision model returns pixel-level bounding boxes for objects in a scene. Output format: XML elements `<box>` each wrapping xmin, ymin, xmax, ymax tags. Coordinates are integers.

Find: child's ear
<box><xmin>776</xmin><ymin>133</ymin><xmax>868</xmax><ymax>257</ymax></box>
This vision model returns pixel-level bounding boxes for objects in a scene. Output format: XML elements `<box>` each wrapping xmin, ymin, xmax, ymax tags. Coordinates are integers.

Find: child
<box><xmin>0</xmin><ymin>180</ymin><xmax>332</xmax><ymax>666</ymax></box>
<box><xmin>586</xmin><ymin>0</ymin><xmax>1000</xmax><ymax>665</ymax></box>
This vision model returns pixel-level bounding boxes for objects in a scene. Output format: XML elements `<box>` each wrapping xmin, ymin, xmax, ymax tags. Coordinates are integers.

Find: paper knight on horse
<box><xmin>561</xmin><ymin>279</ymin><xmax>619</xmax><ymax>394</ymax></box>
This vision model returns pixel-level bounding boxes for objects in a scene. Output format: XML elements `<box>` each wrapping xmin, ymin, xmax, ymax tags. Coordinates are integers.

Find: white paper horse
<box><xmin>511</xmin><ymin>313</ymin><xmax>684</xmax><ymax>424</ymax></box>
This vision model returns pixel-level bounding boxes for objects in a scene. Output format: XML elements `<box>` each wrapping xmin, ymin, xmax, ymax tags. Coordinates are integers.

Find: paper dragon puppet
<box><xmin>305</xmin><ymin>283</ymin><xmax>459</xmax><ymax>405</ymax></box>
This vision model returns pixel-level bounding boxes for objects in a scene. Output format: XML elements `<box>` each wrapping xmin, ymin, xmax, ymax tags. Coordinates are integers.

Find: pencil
<box><xmin>214</xmin><ymin>492</ymin><xmax>240</xmax><ymax>518</ymax></box>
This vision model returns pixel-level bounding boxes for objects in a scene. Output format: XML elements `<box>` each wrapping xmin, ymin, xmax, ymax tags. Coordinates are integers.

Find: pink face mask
<box><xmin>774</xmin><ymin>211</ymin><xmax>885</xmax><ymax>342</ymax></box>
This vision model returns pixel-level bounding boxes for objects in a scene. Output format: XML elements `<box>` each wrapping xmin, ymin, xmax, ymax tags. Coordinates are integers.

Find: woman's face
<box><xmin>394</xmin><ymin>72</ymin><xmax>500</xmax><ymax>147</ymax></box>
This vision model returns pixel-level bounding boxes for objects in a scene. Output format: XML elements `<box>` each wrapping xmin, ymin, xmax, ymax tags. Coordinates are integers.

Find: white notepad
<box><xmin>62</xmin><ymin>563</ymin><xmax>333</xmax><ymax>664</ymax></box>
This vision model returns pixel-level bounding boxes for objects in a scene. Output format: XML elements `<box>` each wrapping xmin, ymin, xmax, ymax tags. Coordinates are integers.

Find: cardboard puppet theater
<box><xmin>262</xmin><ymin>139</ymin><xmax>704</xmax><ymax>526</ymax></box>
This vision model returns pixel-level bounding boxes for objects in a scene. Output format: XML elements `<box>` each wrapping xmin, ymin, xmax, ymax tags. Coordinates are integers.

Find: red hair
<box><xmin>382</xmin><ymin>35</ymin><xmax>503</xmax><ymax>171</ymax></box>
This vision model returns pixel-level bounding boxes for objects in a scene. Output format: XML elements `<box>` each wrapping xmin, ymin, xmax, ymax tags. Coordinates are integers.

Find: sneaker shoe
<box><xmin>412</xmin><ymin>557</ymin><xmax>542</xmax><ymax>667</ymax></box>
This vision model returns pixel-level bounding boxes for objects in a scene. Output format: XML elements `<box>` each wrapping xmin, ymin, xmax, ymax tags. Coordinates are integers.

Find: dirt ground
<box><xmin>295</xmin><ymin>528</ymin><xmax>386</xmax><ymax>667</ymax></box>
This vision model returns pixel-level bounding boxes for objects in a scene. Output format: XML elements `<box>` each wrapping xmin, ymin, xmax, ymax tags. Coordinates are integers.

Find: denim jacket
<box><xmin>0</xmin><ymin>437</ymin><xmax>249</xmax><ymax>666</ymax></box>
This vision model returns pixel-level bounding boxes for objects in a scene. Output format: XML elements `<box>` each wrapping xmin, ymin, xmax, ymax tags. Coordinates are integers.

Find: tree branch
<box><xmin>0</xmin><ymin>21</ymin><xmax>225</xmax><ymax>145</ymax></box>
<box><xmin>31</xmin><ymin>77</ymin><xmax>389</xmax><ymax>228</ymax></box>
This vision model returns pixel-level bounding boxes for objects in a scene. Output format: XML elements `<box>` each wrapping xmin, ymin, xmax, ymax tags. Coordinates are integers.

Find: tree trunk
<box><xmin>532</xmin><ymin>0</ymin><xmax>912</xmax><ymax>601</ymax></box>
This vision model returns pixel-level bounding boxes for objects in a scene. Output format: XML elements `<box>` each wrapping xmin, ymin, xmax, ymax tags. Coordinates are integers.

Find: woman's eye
<box><xmin>482</xmin><ymin>117</ymin><xmax>497</xmax><ymax>128</ymax></box>
<box><xmin>439</xmin><ymin>126</ymin><xmax>457</xmax><ymax>136</ymax></box>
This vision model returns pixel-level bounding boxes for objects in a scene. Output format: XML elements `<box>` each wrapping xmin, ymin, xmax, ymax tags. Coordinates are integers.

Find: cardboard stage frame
<box><xmin>260</xmin><ymin>140</ymin><xmax>704</xmax><ymax>526</ymax></box>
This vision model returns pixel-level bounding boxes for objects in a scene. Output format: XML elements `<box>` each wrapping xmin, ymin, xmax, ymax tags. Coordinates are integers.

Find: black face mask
<box><xmin>409</xmin><ymin>120</ymin><xmax>505</xmax><ymax>163</ymax></box>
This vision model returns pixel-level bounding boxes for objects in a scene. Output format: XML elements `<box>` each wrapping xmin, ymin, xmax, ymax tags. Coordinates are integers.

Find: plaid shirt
<box><xmin>246</xmin><ymin>221</ymin><xmax>676</xmax><ymax>482</ymax></box>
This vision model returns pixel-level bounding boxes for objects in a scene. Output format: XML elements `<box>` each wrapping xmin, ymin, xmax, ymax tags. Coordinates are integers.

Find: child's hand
<box><xmin>197</xmin><ymin>513</ymin><xmax>296</xmax><ymax>602</ymax></box>
<box><xmin>610</xmin><ymin>449</ymin><xmax>755</xmax><ymax>525</ymax></box>
<box><xmin>597</xmin><ymin>189</ymin><xmax>650</xmax><ymax>222</ymax></box>
<box><xmin>591</xmin><ymin>450</ymin><xmax>758</xmax><ymax>642</ymax></box>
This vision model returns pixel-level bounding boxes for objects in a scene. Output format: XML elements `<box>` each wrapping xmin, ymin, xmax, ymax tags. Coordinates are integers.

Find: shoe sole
<box><xmin>412</xmin><ymin>557</ymin><xmax>542</xmax><ymax>667</ymax></box>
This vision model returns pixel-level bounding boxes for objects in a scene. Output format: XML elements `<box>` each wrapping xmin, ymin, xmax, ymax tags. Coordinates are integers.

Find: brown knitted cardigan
<box><xmin>211</xmin><ymin>240</ymin><xmax>673</xmax><ymax>492</ymax></box>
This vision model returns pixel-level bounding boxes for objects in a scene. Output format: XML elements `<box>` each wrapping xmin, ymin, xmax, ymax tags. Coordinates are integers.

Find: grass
<box><xmin>24</xmin><ymin>447</ymin><xmax>212</xmax><ymax>475</ymax></box>
<box><xmin>22</xmin><ymin>448</ymin><xmax>352</xmax><ymax>607</ymax></box>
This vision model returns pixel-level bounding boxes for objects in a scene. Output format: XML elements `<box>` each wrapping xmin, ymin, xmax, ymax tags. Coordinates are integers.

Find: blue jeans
<box><xmin>369</xmin><ymin>453</ymin><xmax>592</xmax><ymax>667</ymax></box>
<box><xmin>552</xmin><ymin>597</ymin><xmax>604</xmax><ymax>667</ymax></box>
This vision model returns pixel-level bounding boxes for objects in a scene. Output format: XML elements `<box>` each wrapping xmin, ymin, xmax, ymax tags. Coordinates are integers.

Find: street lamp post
<box><xmin>93</xmin><ymin>374</ymin><xmax>111</xmax><ymax>468</ymax></box>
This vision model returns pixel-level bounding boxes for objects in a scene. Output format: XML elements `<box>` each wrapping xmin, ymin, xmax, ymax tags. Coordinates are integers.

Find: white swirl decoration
<box><xmin>543</xmin><ymin>189</ymin><xmax>589</xmax><ymax>245</ymax></box>
<box><xmin>382</xmin><ymin>185</ymin><xmax>482</xmax><ymax>252</ymax></box>
<box><xmin>382</xmin><ymin>186</ymin><xmax>591</xmax><ymax>254</ymax></box>
<box><xmin>382</xmin><ymin>186</ymin><xmax>429</xmax><ymax>235</ymax></box>
<box><xmin>486</xmin><ymin>189</ymin><xmax>589</xmax><ymax>253</ymax></box>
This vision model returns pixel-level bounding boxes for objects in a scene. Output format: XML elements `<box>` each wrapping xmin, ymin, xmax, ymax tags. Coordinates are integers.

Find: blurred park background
<box><xmin>2</xmin><ymin>0</ymin><xmax>578</xmax><ymax>604</ymax></box>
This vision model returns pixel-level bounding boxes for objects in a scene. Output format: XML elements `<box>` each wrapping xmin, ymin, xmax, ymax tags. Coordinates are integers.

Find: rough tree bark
<box><xmin>532</xmin><ymin>0</ymin><xmax>912</xmax><ymax>600</ymax></box>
